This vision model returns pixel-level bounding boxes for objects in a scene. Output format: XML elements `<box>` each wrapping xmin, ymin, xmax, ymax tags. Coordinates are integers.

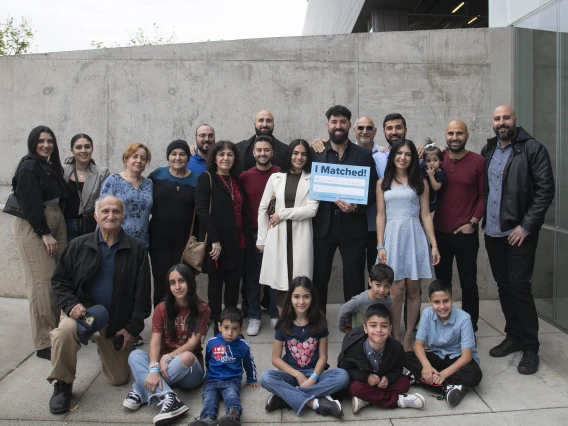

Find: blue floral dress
<box><xmin>100</xmin><ymin>173</ymin><xmax>153</xmax><ymax>247</ymax></box>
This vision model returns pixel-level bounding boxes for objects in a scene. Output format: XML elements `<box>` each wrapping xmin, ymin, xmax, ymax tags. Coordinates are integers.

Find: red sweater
<box><xmin>240</xmin><ymin>165</ymin><xmax>280</xmax><ymax>230</ymax></box>
<box><xmin>433</xmin><ymin>150</ymin><xmax>486</xmax><ymax>233</ymax></box>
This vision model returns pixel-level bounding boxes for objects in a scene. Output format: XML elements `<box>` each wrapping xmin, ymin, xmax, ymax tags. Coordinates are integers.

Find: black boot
<box><xmin>36</xmin><ymin>347</ymin><xmax>52</xmax><ymax>361</ymax></box>
<box><xmin>49</xmin><ymin>381</ymin><xmax>73</xmax><ymax>414</ymax></box>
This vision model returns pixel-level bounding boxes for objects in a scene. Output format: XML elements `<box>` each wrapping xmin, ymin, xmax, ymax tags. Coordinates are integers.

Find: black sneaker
<box><xmin>49</xmin><ymin>381</ymin><xmax>73</xmax><ymax>414</ymax></box>
<box><xmin>265</xmin><ymin>394</ymin><xmax>290</xmax><ymax>412</ymax></box>
<box><xmin>439</xmin><ymin>384</ymin><xmax>468</xmax><ymax>407</ymax></box>
<box><xmin>188</xmin><ymin>418</ymin><xmax>218</xmax><ymax>426</ymax></box>
<box><xmin>37</xmin><ymin>347</ymin><xmax>52</xmax><ymax>361</ymax></box>
<box><xmin>315</xmin><ymin>396</ymin><xmax>344</xmax><ymax>419</ymax></box>
<box><xmin>489</xmin><ymin>338</ymin><xmax>522</xmax><ymax>357</ymax></box>
<box><xmin>403</xmin><ymin>369</ymin><xmax>420</xmax><ymax>386</ymax></box>
<box><xmin>123</xmin><ymin>388</ymin><xmax>142</xmax><ymax>410</ymax></box>
<box><xmin>518</xmin><ymin>350</ymin><xmax>539</xmax><ymax>375</ymax></box>
<box><xmin>153</xmin><ymin>392</ymin><xmax>189</xmax><ymax>425</ymax></box>
<box><xmin>219</xmin><ymin>407</ymin><xmax>241</xmax><ymax>426</ymax></box>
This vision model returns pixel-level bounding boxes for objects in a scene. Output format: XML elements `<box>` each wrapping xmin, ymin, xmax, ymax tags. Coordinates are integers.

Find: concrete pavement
<box><xmin>1</xmin><ymin>297</ymin><xmax>568</xmax><ymax>425</ymax></box>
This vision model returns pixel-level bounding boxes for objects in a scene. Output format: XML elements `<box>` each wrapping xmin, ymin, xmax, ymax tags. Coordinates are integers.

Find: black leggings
<box><xmin>207</xmin><ymin>249</ymin><xmax>245</xmax><ymax>322</ymax></box>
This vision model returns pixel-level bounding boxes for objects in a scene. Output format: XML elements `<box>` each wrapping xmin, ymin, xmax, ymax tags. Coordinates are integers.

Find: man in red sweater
<box><xmin>240</xmin><ymin>135</ymin><xmax>281</xmax><ymax>336</ymax></box>
<box><xmin>433</xmin><ymin>120</ymin><xmax>486</xmax><ymax>332</ymax></box>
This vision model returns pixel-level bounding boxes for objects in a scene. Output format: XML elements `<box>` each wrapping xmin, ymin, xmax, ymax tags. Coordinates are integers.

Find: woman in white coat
<box><xmin>257</xmin><ymin>139</ymin><xmax>319</xmax><ymax>314</ymax></box>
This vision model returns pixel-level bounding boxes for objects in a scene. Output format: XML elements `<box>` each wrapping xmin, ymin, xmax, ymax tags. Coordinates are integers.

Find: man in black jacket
<box><xmin>311</xmin><ymin>105</ymin><xmax>378</xmax><ymax>313</ymax></box>
<box><xmin>47</xmin><ymin>195</ymin><xmax>151</xmax><ymax>414</ymax></box>
<box><xmin>237</xmin><ymin>109</ymin><xmax>288</xmax><ymax>171</ymax></box>
<box><xmin>482</xmin><ymin>105</ymin><xmax>555</xmax><ymax>375</ymax></box>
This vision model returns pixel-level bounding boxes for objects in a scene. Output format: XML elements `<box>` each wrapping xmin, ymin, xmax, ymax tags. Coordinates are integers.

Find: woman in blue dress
<box><xmin>376</xmin><ymin>140</ymin><xmax>440</xmax><ymax>352</ymax></box>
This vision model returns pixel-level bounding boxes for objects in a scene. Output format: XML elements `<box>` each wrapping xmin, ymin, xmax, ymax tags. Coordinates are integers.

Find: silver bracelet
<box><xmin>162</xmin><ymin>354</ymin><xmax>173</xmax><ymax>364</ymax></box>
<box><xmin>149</xmin><ymin>361</ymin><xmax>160</xmax><ymax>369</ymax></box>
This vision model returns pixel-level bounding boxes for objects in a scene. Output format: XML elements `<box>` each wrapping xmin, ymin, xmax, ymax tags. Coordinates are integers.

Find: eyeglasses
<box><xmin>357</xmin><ymin>126</ymin><xmax>375</xmax><ymax>131</ymax></box>
<box><xmin>197</xmin><ymin>133</ymin><xmax>215</xmax><ymax>138</ymax></box>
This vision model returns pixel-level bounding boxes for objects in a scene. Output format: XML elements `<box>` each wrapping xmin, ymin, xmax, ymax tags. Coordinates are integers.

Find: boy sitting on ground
<box><xmin>404</xmin><ymin>279</ymin><xmax>482</xmax><ymax>407</ymax></box>
<box><xmin>338</xmin><ymin>303</ymin><xmax>425</xmax><ymax>414</ymax></box>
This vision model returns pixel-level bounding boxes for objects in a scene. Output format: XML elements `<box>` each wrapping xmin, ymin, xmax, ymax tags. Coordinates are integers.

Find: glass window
<box><xmin>533</xmin><ymin>229</ymin><xmax>555</xmax><ymax>320</ymax></box>
<box><xmin>559</xmin><ymin>0</ymin><xmax>568</xmax><ymax>229</ymax></box>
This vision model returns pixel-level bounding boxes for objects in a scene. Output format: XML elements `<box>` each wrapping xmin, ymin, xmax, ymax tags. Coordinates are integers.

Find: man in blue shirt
<box><xmin>187</xmin><ymin>123</ymin><xmax>215</xmax><ymax>176</ymax></box>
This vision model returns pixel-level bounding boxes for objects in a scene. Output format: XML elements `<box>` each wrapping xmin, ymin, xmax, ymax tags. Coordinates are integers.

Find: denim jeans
<box><xmin>247</xmin><ymin>232</ymin><xmax>278</xmax><ymax>320</ymax></box>
<box><xmin>199</xmin><ymin>378</ymin><xmax>242</xmax><ymax>420</ymax></box>
<box><xmin>259</xmin><ymin>368</ymin><xmax>350</xmax><ymax>415</ymax></box>
<box><xmin>128</xmin><ymin>349</ymin><xmax>204</xmax><ymax>404</ymax></box>
<box><xmin>65</xmin><ymin>219</ymin><xmax>80</xmax><ymax>244</ymax></box>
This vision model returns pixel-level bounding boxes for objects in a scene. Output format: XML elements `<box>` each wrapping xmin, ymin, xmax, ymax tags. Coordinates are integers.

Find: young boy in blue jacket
<box><xmin>190</xmin><ymin>307</ymin><xmax>259</xmax><ymax>426</ymax></box>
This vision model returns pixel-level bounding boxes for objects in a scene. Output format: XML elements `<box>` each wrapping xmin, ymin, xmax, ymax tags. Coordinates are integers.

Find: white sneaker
<box><xmin>270</xmin><ymin>318</ymin><xmax>278</xmax><ymax>329</ymax></box>
<box><xmin>246</xmin><ymin>318</ymin><xmax>261</xmax><ymax>336</ymax></box>
<box><xmin>351</xmin><ymin>396</ymin><xmax>369</xmax><ymax>414</ymax></box>
<box><xmin>397</xmin><ymin>393</ymin><xmax>425</xmax><ymax>409</ymax></box>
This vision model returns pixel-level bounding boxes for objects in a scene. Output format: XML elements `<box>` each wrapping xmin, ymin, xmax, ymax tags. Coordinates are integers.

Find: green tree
<box><xmin>91</xmin><ymin>23</ymin><xmax>176</xmax><ymax>49</ymax></box>
<box><xmin>0</xmin><ymin>17</ymin><xmax>34</xmax><ymax>55</ymax></box>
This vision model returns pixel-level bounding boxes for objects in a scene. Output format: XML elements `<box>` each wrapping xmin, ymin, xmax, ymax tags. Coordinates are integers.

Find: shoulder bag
<box><xmin>73</xmin><ymin>168</ymin><xmax>97</xmax><ymax>235</ymax></box>
<box><xmin>3</xmin><ymin>193</ymin><xmax>25</xmax><ymax>218</ymax></box>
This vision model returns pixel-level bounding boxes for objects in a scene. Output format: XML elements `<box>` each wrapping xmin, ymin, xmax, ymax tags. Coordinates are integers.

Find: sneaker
<box><xmin>49</xmin><ymin>381</ymin><xmax>73</xmax><ymax>414</ymax></box>
<box><xmin>397</xmin><ymin>393</ymin><xmax>425</xmax><ymax>409</ymax></box>
<box><xmin>351</xmin><ymin>396</ymin><xmax>369</xmax><ymax>414</ymax></box>
<box><xmin>270</xmin><ymin>318</ymin><xmax>278</xmax><ymax>329</ymax></box>
<box><xmin>265</xmin><ymin>394</ymin><xmax>290</xmax><ymax>412</ymax></box>
<box><xmin>153</xmin><ymin>392</ymin><xmax>189</xmax><ymax>425</ymax></box>
<box><xmin>518</xmin><ymin>350</ymin><xmax>539</xmax><ymax>375</ymax></box>
<box><xmin>440</xmin><ymin>384</ymin><xmax>467</xmax><ymax>407</ymax></box>
<box><xmin>246</xmin><ymin>319</ymin><xmax>261</xmax><ymax>336</ymax></box>
<box><xmin>315</xmin><ymin>396</ymin><xmax>343</xmax><ymax>419</ymax></box>
<box><xmin>133</xmin><ymin>335</ymin><xmax>144</xmax><ymax>347</ymax></box>
<box><xmin>403</xmin><ymin>369</ymin><xmax>420</xmax><ymax>386</ymax></box>
<box><xmin>219</xmin><ymin>407</ymin><xmax>241</xmax><ymax>426</ymax></box>
<box><xmin>489</xmin><ymin>338</ymin><xmax>522</xmax><ymax>357</ymax></box>
<box><xmin>123</xmin><ymin>388</ymin><xmax>142</xmax><ymax>410</ymax></box>
<box><xmin>188</xmin><ymin>418</ymin><xmax>219</xmax><ymax>426</ymax></box>
<box><xmin>37</xmin><ymin>347</ymin><xmax>52</xmax><ymax>361</ymax></box>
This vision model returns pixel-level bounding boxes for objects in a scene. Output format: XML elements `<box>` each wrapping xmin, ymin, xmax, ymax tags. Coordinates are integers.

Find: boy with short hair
<box><xmin>404</xmin><ymin>280</ymin><xmax>482</xmax><ymax>408</ymax></box>
<box><xmin>337</xmin><ymin>264</ymin><xmax>394</xmax><ymax>333</ymax></box>
<box><xmin>338</xmin><ymin>304</ymin><xmax>425</xmax><ymax>414</ymax></box>
<box><xmin>189</xmin><ymin>307</ymin><xmax>259</xmax><ymax>426</ymax></box>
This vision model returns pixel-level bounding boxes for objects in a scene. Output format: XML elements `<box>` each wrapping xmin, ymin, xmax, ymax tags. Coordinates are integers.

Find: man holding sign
<box><xmin>311</xmin><ymin>105</ymin><xmax>379</xmax><ymax>313</ymax></box>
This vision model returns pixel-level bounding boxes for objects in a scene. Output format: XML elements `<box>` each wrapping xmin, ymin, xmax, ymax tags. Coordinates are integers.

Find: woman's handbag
<box><xmin>3</xmin><ymin>192</ymin><xmax>25</xmax><ymax>219</ymax></box>
<box><xmin>73</xmin><ymin>168</ymin><xmax>97</xmax><ymax>235</ymax></box>
<box><xmin>182</xmin><ymin>172</ymin><xmax>212</xmax><ymax>272</ymax></box>
<box><xmin>267</xmin><ymin>195</ymin><xmax>276</xmax><ymax>217</ymax></box>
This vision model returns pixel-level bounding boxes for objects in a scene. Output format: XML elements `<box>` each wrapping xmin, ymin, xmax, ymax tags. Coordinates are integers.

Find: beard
<box><xmin>385</xmin><ymin>135</ymin><xmax>404</xmax><ymax>147</ymax></box>
<box><xmin>493</xmin><ymin>124</ymin><xmax>516</xmax><ymax>141</ymax></box>
<box><xmin>255</xmin><ymin>126</ymin><xmax>273</xmax><ymax>137</ymax></box>
<box><xmin>255</xmin><ymin>156</ymin><xmax>271</xmax><ymax>166</ymax></box>
<box><xmin>329</xmin><ymin>129</ymin><xmax>349</xmax><ymax>145</ymax></box>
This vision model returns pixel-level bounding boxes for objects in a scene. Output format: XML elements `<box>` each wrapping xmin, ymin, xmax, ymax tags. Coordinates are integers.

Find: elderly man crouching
<box><xmin>47</xmin><ymin>195</ymin><xmax>151</xmax><ymax>414</ymax></box>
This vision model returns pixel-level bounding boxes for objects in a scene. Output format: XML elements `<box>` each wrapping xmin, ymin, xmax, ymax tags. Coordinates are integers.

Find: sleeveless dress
<box><xmin>381</xmin><ymin>185</ymin><xmax>432</xmax><ymax>281</ymax></box>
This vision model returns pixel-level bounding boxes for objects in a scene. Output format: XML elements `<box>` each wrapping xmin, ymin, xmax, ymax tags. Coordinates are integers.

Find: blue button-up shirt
<box><xmin>86</xmin><ymin>230</ymin><xmax>122</xmax><ymax>312</ymax></box>
<box><xmin>187</xmin><ymin>152</ymin><xmax>207</xmax><ymax>176</ymax></box>
<box><xmin>363</xmin><ymin>143</ymin><xmax>389</xmax><ymax>231</ymax></box>
<box><xmin>363</xmin><ymin>337</ymin><xmax>385</xmax><ymax>373</ymax></box>
<box><xmin>485</xmin><ymin>143</ymin><xmax>513</xmax><ymax>237</ymax></box>
<box><xmin>416</xmin><ymin>306</ymin><xmax>480</xmax><ymax>364</ymax></box>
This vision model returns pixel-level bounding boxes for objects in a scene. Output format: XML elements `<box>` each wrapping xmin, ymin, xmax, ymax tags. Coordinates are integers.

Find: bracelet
<box><xmin>149</xmin><ymin>368</ymin><xmax>160</xmax><ymax>373</ymax></box>
<box><xmin>162</xmin><ymin>354</ymin><xmax>173</xmax><ymax>364</ymax></box>
<box><xmin>377</xmin><ymin>245</ymin><xmax>385</xmax><ymax>250</ymax></box>
<box><xmin>148</xmin><ymin>361</ymin><xmax>160</xmax><ymax>369</ymax></box>
<box><xmin>310</xmin><ymin>373</ymin><xmax>319</xmax><ymax>381</ymax></box>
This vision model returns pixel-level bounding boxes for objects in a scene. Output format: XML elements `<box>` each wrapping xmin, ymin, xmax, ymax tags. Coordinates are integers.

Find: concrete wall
<box><xmin>0</xmin><ymin>28</ymin><xmax>516</xmax><ymax>302</ymax></box>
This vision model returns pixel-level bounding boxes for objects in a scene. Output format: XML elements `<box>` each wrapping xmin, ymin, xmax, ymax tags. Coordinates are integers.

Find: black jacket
<box><xmin>13</xmin><ymin>155</ymin><xmax>68</xmax><ymax>236</ymax></box>
<box><xmin>195</xmin><ymin>171</ymin><xmax>254</xmax><ymax>274</ymax></box>
<box><xmin>481</xmin><ymin>127</ymin><xmax>555</xmax><ymax>233</ymax></box>
<box><xmin>51</xmin><ymin>231</ymin><xmax>151</xmax><ymax>338</ymax></box>
<box><xmin>311</xmin><ymin>141</ymin><xmax>378</xmax><ymax>240</ymax></box>
<box><xmin>237</xmin><ymin>135</ymin><xmax>288</xmax><ymax>171</ymax></box>
<box><xmin>338</xmin><ymin>326</ymin><xmax>405</xmax><ymax>385</ymax></box>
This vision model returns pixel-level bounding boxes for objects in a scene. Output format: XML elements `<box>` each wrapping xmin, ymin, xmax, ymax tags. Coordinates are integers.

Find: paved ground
<box><xmin>1</xmin><ymin>297</ymin><xmax>568</xmax><ymax>425</ymax></box>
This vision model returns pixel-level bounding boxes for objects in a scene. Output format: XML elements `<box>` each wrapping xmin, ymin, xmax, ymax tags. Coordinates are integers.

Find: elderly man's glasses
<box><xmin>357</xmin><ymin>126</ymin><xmax>374</xmax><ymax>131</ymax></box>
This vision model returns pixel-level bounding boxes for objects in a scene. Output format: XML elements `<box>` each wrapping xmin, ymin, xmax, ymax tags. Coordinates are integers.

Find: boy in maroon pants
<box><xmin>338</xmin><ymin>304</ymin><xmax>425</xmax><ymax>414</ymax></box>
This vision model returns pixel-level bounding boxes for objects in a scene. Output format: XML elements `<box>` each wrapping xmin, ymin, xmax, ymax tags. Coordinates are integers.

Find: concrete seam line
<box><xmin>0</xmin><ymin>351</ymin><xmax>34</xmax><ymax>383</ymax></box>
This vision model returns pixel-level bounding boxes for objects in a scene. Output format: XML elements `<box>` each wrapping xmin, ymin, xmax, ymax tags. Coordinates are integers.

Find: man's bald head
<box><xmin>254</xmin><ymin>109</ymin><xmax>274</xmax><ymax>137</ymax></box>
<box><xmin>445</xmin><ymin>120</ymin><xmax>469</xmax><ymax>153</ymax></box>
<box><xmin>492</xmin><ymin>105</ymin><xmax>517</xmax><ymax>142</ymax></box>
<box><xmin>446</xmin><ymin>120</ymin><xmax>468</xmax><ymax>134</ymax></box>
<box><xmin>354</xmin><ymin>116</ymin><xmax>377</xmax><ymax>147</ymax></box>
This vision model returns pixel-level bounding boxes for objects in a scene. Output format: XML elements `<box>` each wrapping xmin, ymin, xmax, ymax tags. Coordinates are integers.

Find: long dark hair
<box><xmin>276</xmin><ymin>276</ymin><xmax>327</xmax><ymax>336</ymax></box>
<box><xmin>206</xmin><ymin>140</ymin><xmax>241</xmax><ymax>178</ymax></box>
<box><xmin>25</xmin><ymin>126</ymin><xmax>64</xmax><ymax>178</ymax></box>
<box><xmin>381</xmin><ymin>139</ymin><xmax>424</xmax><ymax>195</ymax></box>
<box><xmin>164</xmin><ymin>264</ymin><xmax>203</xmax><ymax>340</ymax></box>
<box><xmin>280</xmin><ymin>139</ymin><xmax>312</xmax><ymax>173</ymax></box>
<box><xmin>65</xmin><ymin>133</ymin><xmax>97</xmax><ymax>167</ymax></box>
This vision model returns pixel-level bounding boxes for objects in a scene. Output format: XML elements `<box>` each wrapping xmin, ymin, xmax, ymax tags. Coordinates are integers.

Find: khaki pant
<box><xmin>13</xmin><ymin>203</ymin><xmax>66</xmax><ymax>350</ymax></box>
<box><xmin>47</xmin><ymin>313</ymin><xmax>130</xmax><ymax>385</ymax></box>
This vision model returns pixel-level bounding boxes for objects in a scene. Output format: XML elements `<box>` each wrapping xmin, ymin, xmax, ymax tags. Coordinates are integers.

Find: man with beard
<box><xmin>433</xmin><ymin>120</ymin><xmax>486</xmax><ymax>334</ymax></box>
<box><xmin>187</xmin><ymin>124</ymin><xmax>215</xmax><ymax>176</ymax></box>
<box><xmin>482</xmin><ymin>105</ymin><xmax>554</xmax><ymax>375</ymax></box>
<box><xmin>239</xmin><ymin>135</ymin><xmax>280</xmax><ymax>335</ymax></box>
<box><xmin>311</xmin><ymin>105</ymin><xmax>378</xmax><ymax>313</ymax></box>
<box><xmin>237</xmin><ymin>109</ymin><xmax>288</xmax><ymax>171</ymax></box>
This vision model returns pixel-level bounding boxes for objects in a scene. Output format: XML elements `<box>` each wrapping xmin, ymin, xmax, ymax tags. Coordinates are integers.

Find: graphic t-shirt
<box><xmin>152</xmin><ymin>301</ymin><xmax>211</xmax><ymax>367</ymax></box>
<box><xmin>275</xmin><ymin>323</ymin><xmax>329</xmax><ymax>369</ymax></box>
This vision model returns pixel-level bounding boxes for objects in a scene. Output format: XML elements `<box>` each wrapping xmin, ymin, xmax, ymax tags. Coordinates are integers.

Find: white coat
<box><xmin>257</xmin><ymin>171</ymin><xmax>319</xmax><ymax>291</ymax></box>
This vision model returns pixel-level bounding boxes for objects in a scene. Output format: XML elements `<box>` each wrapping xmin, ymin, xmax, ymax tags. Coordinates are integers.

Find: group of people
<box><xmin>9</xmin><ymin>102</ymin><xmax>554</xmax><ymax>425</ymax></box>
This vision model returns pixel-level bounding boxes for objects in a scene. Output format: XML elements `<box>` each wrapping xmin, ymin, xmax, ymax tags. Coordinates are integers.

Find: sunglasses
<box><xmin>357</xmin><ymin>126</ymin><xmax>375</xmax><ymax>131</ymax></box>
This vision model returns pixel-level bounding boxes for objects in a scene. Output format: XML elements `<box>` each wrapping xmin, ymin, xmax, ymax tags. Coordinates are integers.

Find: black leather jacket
<box><xmin>481</xmin><ymin>127</ymin><xmax>555</xmax><ymax>233</ymax></box>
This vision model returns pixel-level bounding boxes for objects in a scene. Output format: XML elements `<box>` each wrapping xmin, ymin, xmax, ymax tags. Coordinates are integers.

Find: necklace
<box><xmin>218</xmin><ymin>174</ymin><xmax>234</xmax><ymax>200</ymax></box>
<box><xmin>75</xmin><ymin>167</ymin><xmax>87</xmax><ymax>180</ymax></box>
<box><xmin>170</xmin><ymin>168</ymin><xmax>188</xmax><ymax>191</ymax></box>
<box><xmin>294</xmin><ymin>319</ymin><xmax>308</xmax><ymax>332</ymax></box>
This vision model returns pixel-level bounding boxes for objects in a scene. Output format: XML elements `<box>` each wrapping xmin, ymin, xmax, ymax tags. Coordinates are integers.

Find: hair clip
<box><xmin>423</xmin><ymin>142</ymin><xmax>437</xmax><ymax>149</ymax></box>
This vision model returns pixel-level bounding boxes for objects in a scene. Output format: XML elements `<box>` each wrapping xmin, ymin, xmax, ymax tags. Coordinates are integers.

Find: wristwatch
<box><xmin>468</xmin><ymin>221</ymin><xmax>478</xmax><ymax>229</ymax></box>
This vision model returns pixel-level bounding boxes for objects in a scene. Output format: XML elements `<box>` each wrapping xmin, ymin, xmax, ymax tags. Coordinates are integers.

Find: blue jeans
<box><xmin>259</xmin><ymin>368</ymin><xmax>350</xmax><ymax>415</ymax></box>
<box><xmin>199</xmin><ymin>378</ymin><xmax>242</xmax><ymax>420</ymax></box>
<box><xmin>128</xmin><ymin>349</ymin><xmax>204</xmax><ymax>404</ymax></box>
<box><xmin>247</xmin><ymin>232</ymin><xmax>278</xmax><ymax>320</ymax></box>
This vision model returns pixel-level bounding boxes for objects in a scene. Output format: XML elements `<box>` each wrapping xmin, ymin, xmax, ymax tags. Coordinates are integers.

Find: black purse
<box><xmin>73</xmin><ymin>168</ymin><xmax>97</xmax><ymax>235</ymax></box>
<box><xmin>3</xmin><ymin>192</ymin><xmax>25</xmax><ymax>219</ymax></box>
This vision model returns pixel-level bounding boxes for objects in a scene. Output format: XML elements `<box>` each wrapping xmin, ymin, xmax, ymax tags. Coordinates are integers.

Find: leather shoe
<box><xmin>36</xmin><ymin>347</ymin><xmax>51</xmax><ymax>361</ymax></box>
<box><xmin>49</xmin><ymin>381</ymin><xmax>73</xmax><ymax>414</ymax></box>
<box><xmin>518</xmin><ymin>350</ymin><xmax>539</xmax><ymax>375</ymax></box>
<box><xmin>489</xmin><ymin>338</ymin><xmax>522</xmax><ymax>357</ymax></box>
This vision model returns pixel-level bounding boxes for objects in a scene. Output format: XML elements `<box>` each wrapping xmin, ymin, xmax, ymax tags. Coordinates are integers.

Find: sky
<box><xmin>1</xmin><ymin>0</ymin><xmax>308</xmax><ymax>53</ymax></box>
